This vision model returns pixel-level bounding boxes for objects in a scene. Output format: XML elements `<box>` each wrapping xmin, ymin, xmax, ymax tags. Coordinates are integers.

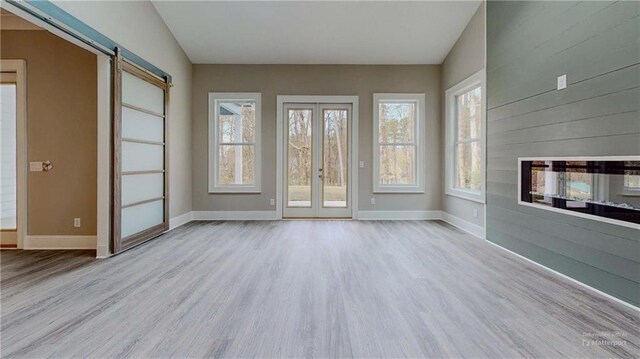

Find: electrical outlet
<box><xmin>473</xmin><ymin>208</ymin><xmax>478</xmax><ymax>218</ymax></box>
<box><xmin>74</xmin><ymin>218</ymin><xmax>81</xmax><ymax>228</ymax></box>
<box><xmin>557</xmin><ymin>74</ymin><xmax>567</xmax><ymax>90</ymax></box>
<box><xmin>370</xmin><ymin>198</ymin><xmax>376</xmax><ymax>205</ymax></box>
<box><xmin>270</xmin><ymin>198</ymin><xmax>275</xmax><ymax>206</ymax></box>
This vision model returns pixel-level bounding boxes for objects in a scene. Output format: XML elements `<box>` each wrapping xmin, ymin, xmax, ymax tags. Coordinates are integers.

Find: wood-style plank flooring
<box><xmin>1</xmin><ymin>220</ymin><xmax>638</xmax><ymax>358</ymax></box>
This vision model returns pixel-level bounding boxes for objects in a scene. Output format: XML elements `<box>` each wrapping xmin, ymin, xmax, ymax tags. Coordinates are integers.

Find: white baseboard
<box><xmin>358</xmin><ymin>210</ymin><xmax>442</xmax><ymax>220</ymax></box>
<box><xmin>192</xmin><ymin>211</ymin><xmax>278</xmax><ymax>221</ymax></box>
<box><xmin>441</xmin><ymin>212</ymin><xmax>485</xmax><ymax>239</ymax></box>
<box><xmin>170</xmin><ymin>211</ymin><xmax>194</xmax><ymax>230</ymax></box>
<box><xmin>485</xmin><ymin>240</ymin><xmax>639</xmax><ymax>312</ymax></box>
<box><xmin>24</xmin><ymin>235</ymin><xmax>96</xmax><ymax>250</ymax></box>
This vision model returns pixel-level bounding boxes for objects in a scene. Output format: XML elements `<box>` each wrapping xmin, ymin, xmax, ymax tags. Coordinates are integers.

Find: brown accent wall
<box><xmin>1</xmin><ymin>30</ymin><xmax>97</xmax><ymax>235</ymax></box>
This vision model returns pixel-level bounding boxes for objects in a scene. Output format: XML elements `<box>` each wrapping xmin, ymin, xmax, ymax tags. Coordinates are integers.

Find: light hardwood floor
<box><xmin>1</xmin><ymin>220</ymin><xmax>638</xmax><ymax>358</ymax></box>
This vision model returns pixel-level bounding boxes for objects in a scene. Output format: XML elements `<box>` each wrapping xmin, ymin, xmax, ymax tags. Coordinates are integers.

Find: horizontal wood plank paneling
<box><xmin>487</xmin><ymin>226</ymin><xmax>640</xmax><ymax>306</ymax></box>
<box><xmin>488</xmin><ymin>1</ymin><xmax>639</xmax><ymax>108</ymax></box>
<box><xmin>488</xmin><ymin>205</ymin><xmax>640</xmax><ymax>263</ymax></box>
<box><xmin>487</xmin><ymin>1</ymin><xmax>640</xmax><ymax>306</ymax></box>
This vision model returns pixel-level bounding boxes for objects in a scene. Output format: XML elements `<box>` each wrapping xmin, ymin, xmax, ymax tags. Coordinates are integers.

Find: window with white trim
<box><xmin>208</xmin><ymin>93</ymin><xmax>261</xmax><ymax>193</ymax></box>
<box><xmin>373</xmin><ymin>93</ymin><xmax>425</xmax><ymax>193</ymax></box>
<box><xmin>445</xmin><ymin>70</ymin><xmax>485</xmax><ymax>203</ymax></box>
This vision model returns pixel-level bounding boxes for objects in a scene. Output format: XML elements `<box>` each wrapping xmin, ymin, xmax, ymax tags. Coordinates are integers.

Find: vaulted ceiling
<box><xmin>152</xmin><ymin>1</ymin><xmax>482</xmax><ymax>64</ymax></box>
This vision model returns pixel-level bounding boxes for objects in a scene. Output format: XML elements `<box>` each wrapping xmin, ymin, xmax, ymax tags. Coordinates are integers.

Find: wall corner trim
<box><xmin>357</xmin><ymin>210</ymin><xmax>442</xmax><ymax>220</ymax></box>
<box><xmin>441</xmin><ymin>212</ymin><xmax>485</xmax><ymax>239</ymax></box>
<box><xmin>24</xmin><ymin>235</ymin><xmax>97</xmax><ymax>250</ymax></box>
<box><xmin>169</xmin><ymin>211</ymin><xmax>195</xmax><ymax>230</ymax></box>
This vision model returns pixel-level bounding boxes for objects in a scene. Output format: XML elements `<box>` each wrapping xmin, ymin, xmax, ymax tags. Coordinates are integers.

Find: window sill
<box><xmin>446</xmin><ymin>189</ymin><xmax>485</xmax><ymax>204</ymax></box>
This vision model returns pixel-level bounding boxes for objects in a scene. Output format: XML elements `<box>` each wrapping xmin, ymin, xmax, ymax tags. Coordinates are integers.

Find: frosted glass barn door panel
<box><xmin>113</xmin><ymin>58</ymin><xmax>169</xmax><ymax>254</ymax></box>
<box><xmin>122</xmin><ymin>71</ymin><xmax>164</xmax><ymax>115</ymax></box>
<box><xmin>121</xmin><ymin>200</ymin><xmax>164</xmax><ymax>238</ymax></box>
<box><xmin>122</xmin><ymin>106</ymin><xmax>164</xmax><ymax>143</ymax></box>
<box><xmin>121</xmin><ymin>142</ymin><xmax>164</xmax><ymax>172</ymax></box>
<box><xmin>122</xmin><ymin>173</ymin><xmax>164</xmax><ymax>206</ymax></box>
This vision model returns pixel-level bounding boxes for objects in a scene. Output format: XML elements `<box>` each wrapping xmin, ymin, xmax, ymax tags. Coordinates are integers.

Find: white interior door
<box><xmin>283</xmin><ymin>102</ymin><xmax>351</xmax><ymax>218</ymax></box>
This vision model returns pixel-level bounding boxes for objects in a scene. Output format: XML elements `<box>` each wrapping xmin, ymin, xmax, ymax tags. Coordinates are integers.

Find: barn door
<box><xmin>112</xmin><ymin>52</ymin><xmax>169</xmax><ymax>254</ymax></box>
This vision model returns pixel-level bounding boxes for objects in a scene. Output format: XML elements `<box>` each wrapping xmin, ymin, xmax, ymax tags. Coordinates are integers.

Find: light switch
<box><xmin>473</xmin><ymin>208</ymin><xmax>478</xmax><ymax>218</ymax></box>
<box><xmin>29</xmin><ymin>162</ymin><xmax>43</xmax><ymax>172</ymax></box>
<box><xmin>359</xmin><ymin>161</ymin><xmax>365</xmax><ymax>168</ymax></box>
<box><xmin>557</xmin><ymin>74</ymin><xmax>567</xmax><ymax>90</ymax></box>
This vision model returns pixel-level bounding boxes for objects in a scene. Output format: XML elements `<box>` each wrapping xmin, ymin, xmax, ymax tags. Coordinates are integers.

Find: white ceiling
<box><xmin>152</xmin><ymin>1</ymin><xmax>482</xmax><ymax>65</ymax></box>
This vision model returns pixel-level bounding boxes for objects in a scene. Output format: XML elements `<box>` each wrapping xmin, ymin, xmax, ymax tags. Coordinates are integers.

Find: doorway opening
<box><xmin>277</xmin><ymin>96</ymin><xmax>359</xmax><ymax>219</ymax></box>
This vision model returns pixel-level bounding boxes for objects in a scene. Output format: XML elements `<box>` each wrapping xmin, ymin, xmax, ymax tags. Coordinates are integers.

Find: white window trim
<box><xmin>208</xmin><ymin>92</ymin><xmax>261</xmax><ymax>193</ymax></box>
<box><xmin>372</xmin><ymin>93</ymin><xmax>426</xmax><ymax>193</ymax></box>
<box><xmin>445</xmin><ymin>70</ymin><xmax>486</xmax><ymax>204</ymax></box>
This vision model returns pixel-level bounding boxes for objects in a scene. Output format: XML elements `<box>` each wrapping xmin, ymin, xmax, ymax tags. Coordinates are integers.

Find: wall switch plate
<box><xmin>29</xmin><ymin>162</ymin><xmax>43</xmax><ymax>172</ymax></box>
<box><xmin>370</xmin><ymin>198</ymin><xmax>375</xmax><ymax>205</ymax></box>
<box><xmin>557</xmin><ymin>74</ymin><xmax>567</xmax><ymax>90</ymax></box>
<box><xmin>359</xmin><ymin>161</ymin><xmax>365</xmax><ymax>168</ymax></box>
<box><xmin>74</xmin><ymin>218</ymin><xmax>81</xmax><ymax>228</ymax></box>
<box><xmin>473</xmin><ymin>208</ymin><xmax>478</xmax><ymax>218</ymax></box>
<box><xmin>270</xmin><ymin>198</ymin><xmax>275</xmax><ymax>206</ymax></box>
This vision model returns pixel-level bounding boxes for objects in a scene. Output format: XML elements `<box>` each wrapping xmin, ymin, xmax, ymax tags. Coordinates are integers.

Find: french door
<box><xmin>283</xmin><ymin>103</ymin><xmax>351</xmax><ymax>218</ymax></box>
<box><xmin>112</xmin><ymin>53</ymin><xmax>169</xmax><ymax>254</ymax></box>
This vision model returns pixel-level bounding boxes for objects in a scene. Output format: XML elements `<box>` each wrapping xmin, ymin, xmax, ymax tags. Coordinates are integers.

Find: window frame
<box><xmin>445</xmin><ymin>70</ymin><xmax>486</xmax><ymax>203</ymax></box>
<box><xmin>372</xmin><ymin>93</ymin><xmax>426</xmax><ymax>193</ymax></box>
<box><xmin>208</xmin><ymin>92</ymin><xmax>262</xmax><ymax>193</ymax></box>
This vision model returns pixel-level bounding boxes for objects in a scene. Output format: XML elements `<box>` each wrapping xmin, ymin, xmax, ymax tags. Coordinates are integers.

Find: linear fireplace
<box><xmin>518</xmin><ymin>157</ymin><xmax>640</xmax><ymax>229</ymax></box>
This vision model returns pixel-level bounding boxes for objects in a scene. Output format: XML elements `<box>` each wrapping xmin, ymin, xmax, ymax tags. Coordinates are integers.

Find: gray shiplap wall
<box><xmin>486</xmin><ymin>1</ymin><xmax>640</xmax><ymax>306</ymax></box>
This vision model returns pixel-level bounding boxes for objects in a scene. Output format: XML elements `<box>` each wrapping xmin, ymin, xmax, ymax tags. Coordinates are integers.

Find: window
<box><xmin>373</xmin><ymin>93</ymin><xmax>425</xmax><ymax>193</ymax></box>
<box><xmin>445</xmin><ymin>70</ymin><xmax>485</xmax><ymax>203</ymax></box>
<box><xmin>208</xmin><ymin>93</ymin><xmax>261</xmax><ymax>193</ymax></box>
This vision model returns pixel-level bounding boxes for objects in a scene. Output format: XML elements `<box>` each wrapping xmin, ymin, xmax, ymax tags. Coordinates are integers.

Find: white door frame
<box><xmin>276</xmin><ymin>96</ymin><xmax>359</xmax><ymax>219</ymax></box>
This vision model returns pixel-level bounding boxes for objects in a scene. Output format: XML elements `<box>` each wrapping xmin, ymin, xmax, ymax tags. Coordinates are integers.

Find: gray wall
<box><xmin>441</xmin><ymin>3</ymin><xmax>486</xmax><ymax>228</ymax></box>
<box><xmin>192</xmin><ymin>65</ymin><xmax>441</xmax><ymax>212</ymax></box>
<box><xmin>486</xmin><ymin>1</ymin><xmax>640</xmax><ymax>306</ymax></box>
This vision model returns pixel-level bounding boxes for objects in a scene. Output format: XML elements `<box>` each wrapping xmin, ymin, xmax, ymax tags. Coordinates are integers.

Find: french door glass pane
<box><xmin>378</xmin><ymin>102</ymin><xmax>415</xmax><ymax>143</ymax></box>
<box><xmin>323</xmin><ymin>109</ymin><xmax>348</xmax><ymax>208</ymax></box>
<box><xmin>0</xmin><ymin>84</ymin><xmax>17</xmax><ymax>229</ymax></box>
<box><xmin>379</xmin><ymin>145</ymin><xmax>416</xmax><ymax>185</ymax></box>
<box><xmin>455</xmin><ymin>141</ymin><xmax>481</xmax><ymax>190</ymax></box>
<box><xmin>218</xmin><ymin>101</ymin><xmax>256</xmax><ymax>143</ymax></box>
<box><xmin>218</xmin><ymin>145</ymin><xmax>255</xmax><ymax>185</ymax></box>
<box><xmin>287</xmin><ymin>109</ymin><xmax>313</xmax><ymax>207</ymax></box>
<box><xmin>456</xmin><ymin>86</ymin><xmax>481</xmax><ymax>141</ymax></box>
<box><xmin>122</xmin><ymin>72</ymin><xmax>164</xmax><ymax>115</ymax></box>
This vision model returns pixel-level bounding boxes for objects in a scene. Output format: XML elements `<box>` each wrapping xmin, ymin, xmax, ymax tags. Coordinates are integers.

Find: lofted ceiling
<box><xmin>152</xmin><ymin>1</ymin><xmax>482</xmax><ymax>65</ymax></box>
